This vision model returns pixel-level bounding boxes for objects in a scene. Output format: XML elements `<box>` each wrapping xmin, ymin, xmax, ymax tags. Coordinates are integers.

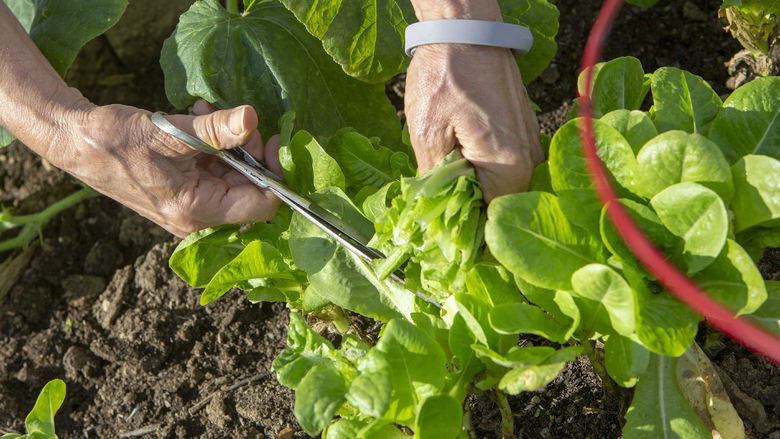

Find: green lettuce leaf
<box><xmin>708</xmin><ymin>76</ymin><xmax>780</xmax><ymax>162</ymax></box>
<box><xmin>486</xmin><ymin>191</ymin><xmax>604</xmax><ymax>291</ymax></box>
<box><xmin>289</xmin><ymin>187</ymin><xmax>415</xmax><ymax>321</ymax></box>
<box><xmin>600</xmin><ymin>109</ymin><xmax>658</xmax><ymax>154</ymax></box>
<box><xmin>324</xmin><ymin>128</ymin><xmax>414</xmax><ymax>196</ymax></box>
<box><xmin>571</xmin><ymin>263</ymin><xmax>636</xmax><ymax>337</ymax></box>
<box><xmin>623</xmin><ymin>354</ymin><xmax>710</xmax><ymax>438</ymax></box>
<box><xmin>280</xmin><ymin>130</ymin><xmax>346</xmax><ymax>196</ymax></box>
<box><xmin>370</xmin><ymin>150</ymin><xmax>485</xmax><ymax>300</ymax></box>
<box><xmin>636</xmin><ymin>131</ymin><xmax>734</xmax><ymax>201</ymax></box>
<box><xmin>730</xmin><ymin>155</ymin><xmax>780</xmax><ymax>232</ymax></box>
<box><xmin>549</xmin><ymin>118</ymin><xmax>641</xmax><ymax>233</ymax></box>
<box><xmin>650</xmin><ymin>67</ymin><xmax>722</xmax><ymax>135</ymax></box>
<box><xmin>604</xmin><ymin>334</ymin><xmax>649</xmax><ymax>387</ymax></box>
<box><xmin>650</xmin><ymin>182</ymin><xmax>729</xmax><ymax>274</ymax></box>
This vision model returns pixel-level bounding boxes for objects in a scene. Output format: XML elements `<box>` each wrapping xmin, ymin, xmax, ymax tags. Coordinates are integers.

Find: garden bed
<box><xmin>1</xmin><ymin>0</ymin><xmax>778</xmax><ymax>438</ymax></box>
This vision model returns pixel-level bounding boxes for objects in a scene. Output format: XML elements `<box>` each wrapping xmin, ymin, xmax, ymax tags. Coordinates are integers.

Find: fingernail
<box><xmin>229</xmin><ymin>107</ymin><xmax>247</xmax><ymax>136</ymax></box>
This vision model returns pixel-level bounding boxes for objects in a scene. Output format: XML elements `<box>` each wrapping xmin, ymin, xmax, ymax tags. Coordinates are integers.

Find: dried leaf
<box><xmin>676</xmin><ymin>342</ymin><xmax>745</xmax><ymax>439</ymax></box>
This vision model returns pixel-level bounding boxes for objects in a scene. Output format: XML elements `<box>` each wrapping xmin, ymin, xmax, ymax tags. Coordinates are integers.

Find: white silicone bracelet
<box><xmin>404</xmin><ymin>19</ymin><xmax>533</xmax><ymax>57</ymax></box>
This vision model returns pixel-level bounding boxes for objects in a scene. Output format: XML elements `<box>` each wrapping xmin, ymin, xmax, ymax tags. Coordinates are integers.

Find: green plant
<box><xmin>1</xmin><ymin>379</ymin><xmax>66</xmax><ymax>439</ymax></box>
<box><xmin>0</xmin><ymin>186</ymin><xmax>97</xmax><ymax>252</ymax></box>
<box><xmin>170</xmin><ymin>51</ymin><xmax>780</xmax><ymax>437</ymax></box>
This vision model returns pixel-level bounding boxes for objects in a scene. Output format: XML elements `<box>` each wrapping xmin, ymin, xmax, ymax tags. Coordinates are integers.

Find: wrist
<box><xmin>410</xmin><ymin>0</ymin><xmax>502</xmax><ymax>21</ymax></box>
<box><xmin>31</xmin><ymin>86</ymin><xmax>95</xmax><ymax>171</ymax></box>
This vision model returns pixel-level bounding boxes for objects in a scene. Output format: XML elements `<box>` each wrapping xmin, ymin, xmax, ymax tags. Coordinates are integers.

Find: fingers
<box><xmin>191</xmin><ymin>178</ymin><xmax>281</xmax><ymax>226</ymax></box>
<box><xmin>164</xmin><ymin>104</ymin><xmax>260</xmax><ymax>154</ymax></box>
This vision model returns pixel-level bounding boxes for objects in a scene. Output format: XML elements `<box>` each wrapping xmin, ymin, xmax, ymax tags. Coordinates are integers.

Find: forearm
<box><xmin>0</xmin><ymin>3</ymin><xmax>92</xmax><ymax>167</ymax></box>
<box><xmin>410</xmin><ymin>0</ymin><xmax>501</xmax><ymax>21</ymax></box>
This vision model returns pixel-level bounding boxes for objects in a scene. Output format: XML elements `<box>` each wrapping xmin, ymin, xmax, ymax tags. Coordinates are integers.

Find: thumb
<box><xmin>166</xmin><ymin>105</ymin><xmax>258</xmax><ymax>153</ymax></box>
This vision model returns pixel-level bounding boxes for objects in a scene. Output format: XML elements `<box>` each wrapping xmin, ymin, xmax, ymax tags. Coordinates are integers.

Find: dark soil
<box><xmin>1</xmin><ymin>1</ymin><xmax>778</xmax><ymax>438</ymax></box>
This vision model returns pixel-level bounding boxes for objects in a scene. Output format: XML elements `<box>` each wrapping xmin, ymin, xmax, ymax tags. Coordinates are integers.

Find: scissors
<box><xmin>150</xmin><ymin>112</ymin><xmax>442</xmax><ymax>309</ymax></box>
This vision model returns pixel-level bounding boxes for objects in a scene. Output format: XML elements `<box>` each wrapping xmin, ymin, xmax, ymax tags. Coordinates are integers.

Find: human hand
<box><xmin>404</xmin><ymin>43</ymin><xmax>544</xmax><ymax>201</ymax></box>
<box><xmin>59</xmin><ymin>100</ymin><xmax>281</xmax><ymax>236</ymax></box>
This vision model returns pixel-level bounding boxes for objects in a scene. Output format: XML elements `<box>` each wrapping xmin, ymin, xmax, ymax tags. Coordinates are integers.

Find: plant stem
<box><xmin>490</xmin><ymin>389</ymin><xmax>517</xmax><ymax>439</ymax></box>
<box><xmin>462</xmin><ymin>402</ymin><xmax>476</xmax><ymax>439</ymax></box>
<box><xmin>226</xmin><ymin>0</ymin><xmax>239</xmax><ymax>14</ymax></box>
<box><xmin>581</xmin><ymin>339</ymin><xmax>620</xmax><ymax>397</ymax></box>
<box><xmin>0</xmin><ymin>187</ymin><xmax>97</xmax><ymax>252</ymax></box>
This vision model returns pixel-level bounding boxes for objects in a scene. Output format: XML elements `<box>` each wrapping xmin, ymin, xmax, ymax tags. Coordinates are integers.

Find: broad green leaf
<box><xmin>549</xmin><ymin>119</ymin><xmax>641</xmax><ymax>233</ymax></box>
<box><xmin>693</xmin><ymin>239</ymin><xmax>766</xmax><ymax>315</ymax></box>
<box><xmin>472</xmin><ymin>344</ymin><xmax>556</xmax><ymax>369</ymax></box>
<box><xmin>578</xmin><ymin>56</ymin><xmax>647</xmax><ymax>118</ymax></box>
<box><xmin>486</xmin><ymin>192</ymin><xmax>604</xmax><ymax>291</ymax></box>
<box><xmin>290</xmin><ymin>188</ymin><xmax>414</xmax><ymax>321</ymax></box>
<box><xmin>465</xmin><ymin>264</ymin><xmax>523</xmax><ymax>307</ymax></box>
<box><xmin>324</xmin><ymin>128</ymin><xmax>414</xmax><ymax>195</ymax></box>
<box><xmin>635</xmin><ymin>285</ymin><xmax>699</xmax><ymax>357</ymax></box>
<box><xmin>636</xmin><ymin>131</ymin><xmax>734</xmax><ymax>201</ymax></box>
<box><xmin>277</xmin><ymin>0</ymin><xmax>415</xmax><ymax>84</ymax></box>
<box><xmin>279</xmin><ymin>130</ymin><xmax>345</xmax><ymax>195</ymax></box>
<box><xmin>370</xmin><ymin>319</ymin><xmax>448</xmax><ymax>425</ymax></box>
<box><xmin>709</xmin><ymin>76</ymin><xmax>780</xmax><ymax>162</ymax></box>
<box><xmin>415</xmin><ymin>395</ymin><xmax>462</xmax><ymax>439</ymax></box>
<box><xmin>361</xmin><ymin>181</ymin><xmax>400</xmax><ymax>223</ymax></box>
<box><xmin>514</xmin><ymin>277</ymin><xmax>582</xmax><ymax>340</ymax></box>
<box><xmin>345</xmin><ymin>368</ymin><xmax>392</xmax><ymax>418</ymax></box>
<box><xmin>748</xmin><ymin>280</ymin><xmax>780</xmax><ymax>336</ymax></box>
<box><xmin>498</xmin><ymin>346</ymin><xmax>582</xmax><ymax>394</ymax></box>
<box><xmin>160</xmin><ymin>0</ymin><xmax>401</xmax><ymax>144</ymax></box>
<box><xmin>200</xmin><ymin>240</ymin><xmax>298</xmax><ymax>305</ymax></box>
<box><xmin>600</xmin><ymin>109</ymin><xmax>658</xmax><ymax>154</ymax></box>
<box><xmin>736</xmin><ymin>226</ymin><xmax>780</xmax><ymax>261</ymax></box>
<box><xmin>324</xmin><ymin>419</ymin><xmax>366</xmax><ymax>439</ymax></box>
<box><xmin>272</xmin><ymin>313</ymin><xmax>341</xmax><ymax>389</ymax></box>
<box><xmin>22</xmin><ymin>379</ymin><xmax>66</xmax><ymax>437</ymax></box>
<box><xmin>651</xmin><ymin>67</ymin><xmax>722</xmax><ymax>135</ymax></box>
<box><xmin>623</xmin><ymin>354</ymin><xmax>710</xmax><ymax>439</ymax></box>
<box><xmin>650</xmin><ymin>182</ymin><xmax>728</xmax><ymax>274</ymax></box>
<box><xmin>324</xmin><ymin>420</ymin><xmax>407</xmax><ymax>439</ymax></box>
<box><xmin>571</xmin><ymin>264</ymin><xmax>636</xmax><ymax>337</ymax></box>
<box><xmin>731</xmin><ymin>155</ymin><xmax>780</xmax><ymax>232</ymax></box>
<box><xmin>599</xmin><ymin>199</ymin><xmax>683</xmax><ymax>270</ymax></box>
<box><xmin>169</xmin><ymin>226</ymin><xmax>243</xmax><ymax>288</ymax></box>
<box><xmin>528</xmin><ymin>161</ymin><xmax>553</xmax><ymax>193</ymax></box>
<box><xmin>3</xmin><ymin>0</ymin><xmax>127</xmax><ymax>75</ymax></box>
<box><xmin>604</xmin><ymin>334</ymin><xmax>649</xmax><ymax>387</ymax></box>
<box><xmin>294</xmin><ymin>365</ymin><xmax>348</xmax><ymax>435</ymax></box>
<box><xmin>447</xmin><ymin>313</ymin><xmax>488</xmax><ymax>395</ymax></box>
<box><xmin>489</xmin><ymin>302</ymin><xmax>573</xmax><ymax>343</ymax></box>
<box><xmin>499</xmin><ymin>0</ymin><xmax>560</xmax><ymax>83</ymax></box>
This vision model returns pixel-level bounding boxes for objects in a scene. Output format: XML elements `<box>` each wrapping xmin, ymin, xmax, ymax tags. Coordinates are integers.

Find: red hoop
<box><xmin>578</xmin><ymin>0</ymin><xmax>780</xmax><ymax>364</ymax></box>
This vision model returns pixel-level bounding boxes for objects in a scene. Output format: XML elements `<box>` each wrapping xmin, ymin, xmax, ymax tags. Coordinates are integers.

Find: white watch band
<box><xmin>404</xmin><ymin>19</ymin><xmax>533</xmax><ymax>57</ymax></box>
